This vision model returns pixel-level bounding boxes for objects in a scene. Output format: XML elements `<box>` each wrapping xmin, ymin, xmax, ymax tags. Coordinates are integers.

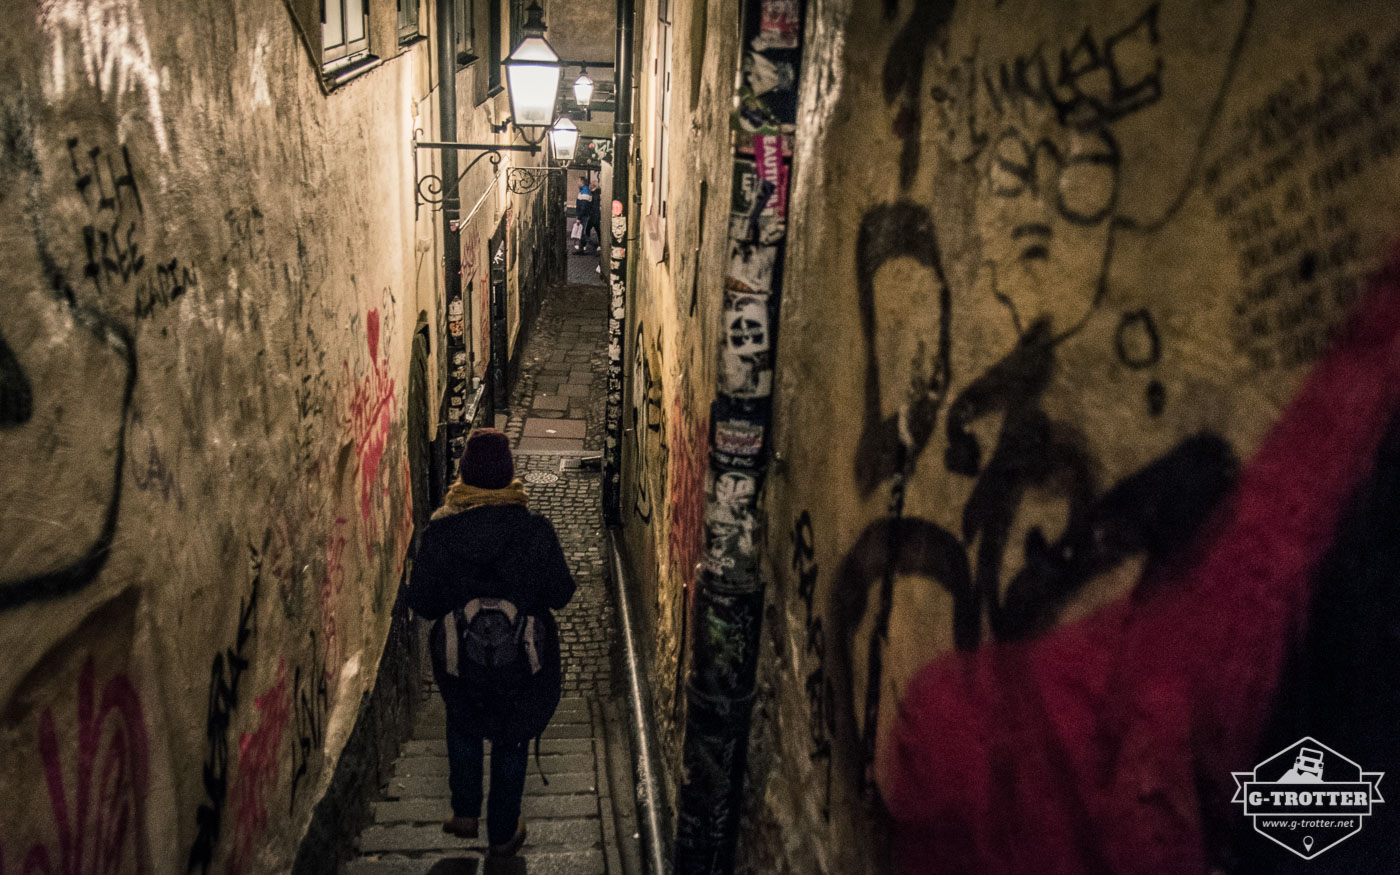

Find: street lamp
<box><xmin>548</xmin><ymin>117</ymin><xmax>579</xmax><ymax>163</ymax></box>
<box><xmin>573</xmin><ymin>69</ymin><xmax>594</xmax><ymax>109</ymax></box>
<box><xmin>504</xmin><ymin>31</ymin><xmax>562</xmax><ymax>132</ymax></box>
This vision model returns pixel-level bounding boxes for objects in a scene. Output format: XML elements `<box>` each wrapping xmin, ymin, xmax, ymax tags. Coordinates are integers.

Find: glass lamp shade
<box><xmin>505</xmin><ymin>35</ymin><xmax>562</xmax><ymax>129</ymax></box>
<box><xmin>549</xmin><ymin>117</ymin><xmax>580</xmax><ymax>162</ymax></box>
<box><xmin>573</xmin><ymin>72</ymin><xmax>594</xmax><ymax>108</ymax></box>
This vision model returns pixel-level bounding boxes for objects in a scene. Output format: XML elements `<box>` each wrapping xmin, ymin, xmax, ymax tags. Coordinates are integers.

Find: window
<box><xmin>323</xmin><ymin>0</ymin><xmax>370</xmax><ymax>68</ymax></box>
<box><xmin>454</xmin><ymin>0</ymin><xmax>476</xmax><ymax>64</ymax></box>
<box><xmin>487</xmin><ymin>0</ymin><xmax>503</xmax><ymax>93</ymax></box>
<box><xmin>647</xmin><ymin>2</ymin><xmax>673</xmax><ymax>259</ymax></box>
<box><xmin>398</xmin><ymin>0</ymin><xmax>422</xmax><ymax>44</ymax></box>
<box><xmin>509</xmin><ymin>0</ymin><xmax>524</xmax><ymax>56</ymax></box>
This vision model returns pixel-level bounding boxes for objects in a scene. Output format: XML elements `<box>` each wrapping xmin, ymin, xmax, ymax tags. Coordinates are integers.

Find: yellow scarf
<box><xmin>431</xmin><ymin>479</ymin><xmax>529</xmax><ymax>520</ymax></box>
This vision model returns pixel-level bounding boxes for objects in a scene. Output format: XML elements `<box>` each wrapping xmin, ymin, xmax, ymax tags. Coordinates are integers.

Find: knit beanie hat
<box><xmin>459</xmin><ymin>428</ymin><xmax>514</xmax><ymax>488</ymax></box>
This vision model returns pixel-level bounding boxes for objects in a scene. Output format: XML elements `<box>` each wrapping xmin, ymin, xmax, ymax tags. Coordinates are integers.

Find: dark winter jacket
<box><xmin>405</xmin><ymin>503</ymin><xmax>576</xmax><ymax>742</ymax></box>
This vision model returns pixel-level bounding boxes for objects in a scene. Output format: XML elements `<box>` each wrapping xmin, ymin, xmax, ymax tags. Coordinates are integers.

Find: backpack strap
<box><xmin>443</xmin><ymin>609</ymin><xmax>461</xmax><ymax>677</ymax></box>
<box><xmin>534</xmin><ymin>735</ymin><xmax>549</xmax><ymax>786</ymax></box>
<box><xmin>523</xmin><ymin>616</ymin><xmax>542</xmax><ymax>674</ymax></box>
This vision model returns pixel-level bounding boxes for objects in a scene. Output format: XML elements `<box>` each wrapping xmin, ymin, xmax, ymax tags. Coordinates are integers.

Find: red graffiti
<box><xmin>14</xmin><ymin>658</ymin><xmax>150</xmax><ymax>875</ymax></box>
<box><xmin>882</xmin><ymin>253</ymin><xmax>1400</xmax><ymax>874</ymax></box>
<box><xmin>228</xmin><ymin>662</ymin><xmax>290</xmax><ymax>875</ymax></box>
<box><xmin>667</xmin><ymin>400</ymin><xmax>710</xmax><ymax>580</ymax></box>
<box><xmin>319</xmin><ymin>518</ymin><xmax>349</xmax><ymax>682</ymax></box>
<box><xmin>346</xmin><ymin>309</ymin><xmax>397</xmax><ymax>557</ymax></box>
<box><xmin>461</xmin><ymin>226</ymin><xmax>482</xmax><ymax>288</ymax></box>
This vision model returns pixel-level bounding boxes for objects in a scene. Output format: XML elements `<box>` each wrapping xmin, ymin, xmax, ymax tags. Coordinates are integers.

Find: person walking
<box><xmin>574</xmin><ymin>176</ymin><xmax>600</xmax><ymax>254</ymax></box>
<box><xmin>405</xmin><ymin>427</ymin><xmax>576</xmax><ymax>857</ymax></box>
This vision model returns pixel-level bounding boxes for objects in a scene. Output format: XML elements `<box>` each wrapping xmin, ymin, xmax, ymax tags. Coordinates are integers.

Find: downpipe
<box><xmin>609</xmin><ymin>531</ymin><xmax>672</xmax><ymax>875</ymax></box>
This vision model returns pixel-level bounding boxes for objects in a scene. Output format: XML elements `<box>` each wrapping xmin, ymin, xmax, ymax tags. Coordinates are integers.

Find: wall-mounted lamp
<box><xmin>503</xmin><ymin>7</ymin><xmax>562</xmax><ymax>137</ymax></box>
<box><xmin>548</xmin><ymin>117</ymin><xmax>580</xmax><ymax>162</ymax></box>
<box><xmin>573</xmin><ymin>69</ymin><xmax>594</xmax><ymax>109</ymax></box>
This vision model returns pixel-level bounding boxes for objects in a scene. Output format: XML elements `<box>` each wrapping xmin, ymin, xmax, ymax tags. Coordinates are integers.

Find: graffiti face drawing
<box><xmin>976</xmin><ymin>112</ymin><xmax>1120</xmax><ymax>339</ymax></box>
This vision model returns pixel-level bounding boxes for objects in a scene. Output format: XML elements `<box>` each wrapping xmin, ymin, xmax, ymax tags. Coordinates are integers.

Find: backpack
<box><xmin>440</xmin><ymin>597</ymin><xmax>545</xmax><ymax>695</ymax></box>
<box><xmin>437</xmin><ymin>597</ymin><xmax>555</xmax><ymax>784</ymax></box>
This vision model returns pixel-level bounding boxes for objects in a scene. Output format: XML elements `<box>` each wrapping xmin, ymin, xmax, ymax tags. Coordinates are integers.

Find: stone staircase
<box><xmin>348</xmin><ymin>693</ymin><xmax>622</xmax><ymax>875</ymax></box>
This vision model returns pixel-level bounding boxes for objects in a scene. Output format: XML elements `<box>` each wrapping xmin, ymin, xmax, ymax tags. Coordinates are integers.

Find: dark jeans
<box><xmin>444</xmin><ymin>695</ymin><xmax>529</xmax><ymax>845</ymax></box>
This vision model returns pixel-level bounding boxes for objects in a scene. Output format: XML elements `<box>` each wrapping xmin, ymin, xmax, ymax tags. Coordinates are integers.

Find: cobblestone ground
<box><xmin>348</xmin><ymin>279</ymin><xmax>627</xmax><ymax>874</ymax></box>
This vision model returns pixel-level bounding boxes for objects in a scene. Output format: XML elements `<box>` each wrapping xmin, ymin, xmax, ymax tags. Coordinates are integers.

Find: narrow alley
<box><xmin>349</xmin><ymin>272</ymin><xmax>638</xmax><ymax>874</ymax></box>
<box><xmin>5</xmin><ymin>1</ymin><xmax>1400</xmax><ymax>874</ymax></box>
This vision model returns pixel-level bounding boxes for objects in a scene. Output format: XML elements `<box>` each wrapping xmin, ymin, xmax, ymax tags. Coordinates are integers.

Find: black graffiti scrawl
<box><xmin>0</xmin><ymin>114</ymin><xmax>136</xmax><ymax>611</ymax></box>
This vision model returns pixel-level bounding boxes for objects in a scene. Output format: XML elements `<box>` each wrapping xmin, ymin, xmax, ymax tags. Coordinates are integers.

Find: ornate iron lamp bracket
<box><xmin>412</xmin><ymin>129</ymin><xmax>540</xmax><ymax>216</ymax></box>
<box><xmin>505</xmin><ymin>166</ymin><xmax>567</xmax><ymax>195</ymax></box>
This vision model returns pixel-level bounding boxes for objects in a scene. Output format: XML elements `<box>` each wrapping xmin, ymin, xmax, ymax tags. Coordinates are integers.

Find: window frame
<box><xmin>323</xmin><ymin>0</ymin><xmax>371</xmax><ymax>70</ymax></box>
<box><xmin>487</xmin><ymin>0</ymin><xmax>503</xmax><ymax>94</ymax></box>
<box><xmin>397</xmin><ymin>0</ymin><xmax>423</xmax><ymax>45</ymax></box>
<box><xmin>454</xmin><ymin>0</ymin><xmax>477</xmax><ymax>64</ymax></box>
<box><xmin>645</xmin><ymin>4</ymin><xmax>673</xmax><ymax>261</ymax></box>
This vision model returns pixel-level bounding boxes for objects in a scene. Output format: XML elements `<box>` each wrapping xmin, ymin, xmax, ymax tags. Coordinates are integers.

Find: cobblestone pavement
<box><xmin>348</xmin><ymin>282</ymin><xmax>630</xmax><ymax>874</ymax></box>
<box><xmin>567</xmin><ymin>245</ymin><xmax>604</xmax><ymax>286</ymax></box>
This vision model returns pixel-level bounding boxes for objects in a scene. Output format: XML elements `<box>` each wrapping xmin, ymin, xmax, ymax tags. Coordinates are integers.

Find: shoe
<box><xmin>487</xmin><ymin>819</ymin><xmax>527</xmax><ymax>857</ymax></box>
<box><xmin>442</xmin><ymin>815</ymin><xmax>479</xmax><ymax>838</ymax></box>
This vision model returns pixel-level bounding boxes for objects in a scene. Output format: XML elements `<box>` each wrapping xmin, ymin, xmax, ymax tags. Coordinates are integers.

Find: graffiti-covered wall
<box><xmin>750</xmin><ymin>0</ymin><xmax>1400</xmax><ymax>872</ymax></box>
<box><xmin>0</xmin><ymin>1</ymin><xmax>433</xmax><ymax>871</ymax></box>
<box><xmin>618</xmin><ymin>0</ymin><xmax>738</xmax><ymax>813</ymax></box>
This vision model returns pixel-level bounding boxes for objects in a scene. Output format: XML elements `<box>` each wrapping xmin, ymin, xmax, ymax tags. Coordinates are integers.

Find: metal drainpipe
<box><xmin>609</xmin><ymin>532</ymin><xmax>671</xmax><ymax>875</ymax></box>
<box><xmin>436</xmin><ymin>0</ymin><xmax>476</xmax><ymax>442</ymax></box>
<box><xmin>673</xmin><ymin>1</ymin><xmax>808</xmax><ymax>872</ymax></box>
<box><xmin>603</xmin><ymin>0</ymin><xmax>633</xmax><ymax>526</ymax></box>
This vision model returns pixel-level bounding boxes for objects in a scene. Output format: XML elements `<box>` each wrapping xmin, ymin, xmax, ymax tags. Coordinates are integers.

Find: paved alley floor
<box><xmin>348</xmin><ymin>277</ymin><xmax>635</xmax><ymax>875</ymax></box>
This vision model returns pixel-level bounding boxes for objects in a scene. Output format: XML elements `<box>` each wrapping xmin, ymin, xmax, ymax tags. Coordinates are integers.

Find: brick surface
<box><xmin>349</xmin><ymin>280</ymin><xmax>623</xmax><ymax>872</ymax></box>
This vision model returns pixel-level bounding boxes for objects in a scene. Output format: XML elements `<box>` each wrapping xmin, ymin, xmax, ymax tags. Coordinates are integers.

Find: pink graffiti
<box><xmin>14</xmin><ymin>658</ymin><xmax>150</xmax><ymax>875</ymax></box>
<box><xmin>346</xmin><ymin>309</ymin><xmax>397</xmax><ymax>558</ymax></box>
<box><xmin>883</xmin><ymin>251</ymin><xmax>1400</xmax><ymax>873</ymax></box>
<box><xmin>667</xmin><ymin>400</ymin><xmax>709</xmax><ymax>580</ymax></box>
<box><xmin>228</xmin><ymin>662</ymin><xmax>290</xmax><ymax>875</ymax></box>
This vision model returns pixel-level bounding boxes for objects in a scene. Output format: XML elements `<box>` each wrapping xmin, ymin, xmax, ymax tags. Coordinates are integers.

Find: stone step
<box><xmin>374</xmin><ymin>794</ymin><xmax>598</xmax><ymax>826</ymax></box>
<box><xmin>387</xmin><ymin>771</ymin><xmax>596</xmax><ymax>799</ymax></box>
<box><xmin>392</xmin><ymin>753</ymin><xmax>595</xmax><ymax>780</ymax></box>
<box><xmin>401</xmin><ymin>737</ymin><xmax>593</xmax><ymax>757</ymax></box>
<box><xmin>346</xmin><ymin>848</ymin><xmax>605</xmax><ymax>875</ymax></box>
<box><xmin>413</xmin><ymin>720</ymin><xmax>593</xmax><ymax>742</ymax></box>
<box><xmin>358</xmin><ymin>818</ymin><xmax>601</xmax><ymax>854</ymax></box>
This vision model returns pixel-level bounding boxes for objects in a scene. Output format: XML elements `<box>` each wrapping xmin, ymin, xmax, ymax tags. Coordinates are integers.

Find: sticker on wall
<box><xmin>702</xmin><ymin>467</ymin><xmax>763</xmax><ymax>581</ymax></box>
<box><xmin>731</xmin><ymin>160</ymin><xmax>785</xmax><ymax>245</ymax></box>
<box><xmin>726</xmin><ymin>239</ymin><xmax>779</xmax><ymax>295</ymax></box>
<box><xmin>753</xmin><ymin>134</ymin><xmax>789</xmax><ymax>220</ymax></box>
<box><xmin>743</xmin><ymin>52</ymin><xmax>796</xmax><ymax>100</ymax></box>
<box><xmin>690</xmin><ymin>585</ymin><xmax>767</xmax><ymax>699</ymax></box>
<box><xmin>448</xmin><ymin>296</ymin><xmax>464</xmax><ymax>338</ymax></box>
<box><xmin>719</xmin><ymin>291</ymin><xmax>773</xmax><ymax>398</ymax></box>
<box><xmin>710</xmin><ymin>398</ymin><xmax>768</xmax><ymax>469</ymax></box>
<box><xmin>754</xmin><ymin>0</ymin><xmax>801</xmax><ymax>50</ymax></box>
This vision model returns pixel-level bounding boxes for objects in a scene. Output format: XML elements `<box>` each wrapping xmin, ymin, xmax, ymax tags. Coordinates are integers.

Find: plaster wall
<box><xmin>547</xmin><ymin>0</ymin><xmax>617</xmax><ymax>66</ymax></box>
<box><xmin>0</xmin><ymin>1</ymin><xmax>556</xmax><ymax>871</ymax></box>
<box><xmin>742</xmin><ymin>0</ymin><xmax>1400</xmax><ymax>872</ymax></box>
<box><xmin>617</xmin><ymin>0</ymin><xmax>740</xmax><ymax>814</ymax></box>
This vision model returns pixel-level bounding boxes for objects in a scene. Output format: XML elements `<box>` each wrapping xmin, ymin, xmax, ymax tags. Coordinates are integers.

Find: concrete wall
<box><xmin>744</xmin><ymin>0</ymin><xmax>1400</xmax><ymax>872</ymax></box>
<box><xmin>0</xmin><ymin>1</ymin><xmax>557</xmax><ymax>872</ymax></box>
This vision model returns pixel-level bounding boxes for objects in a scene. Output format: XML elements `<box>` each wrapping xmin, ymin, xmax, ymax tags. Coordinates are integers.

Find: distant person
<box><xmin>405</xmin><ymin>428</ymin><xmax>576</xmax><ymax>857</ymax></box>
<box><xmin>575</xmin><ymin>176</ymin><xmax>600</xmax><ymax>254</ymax></box>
